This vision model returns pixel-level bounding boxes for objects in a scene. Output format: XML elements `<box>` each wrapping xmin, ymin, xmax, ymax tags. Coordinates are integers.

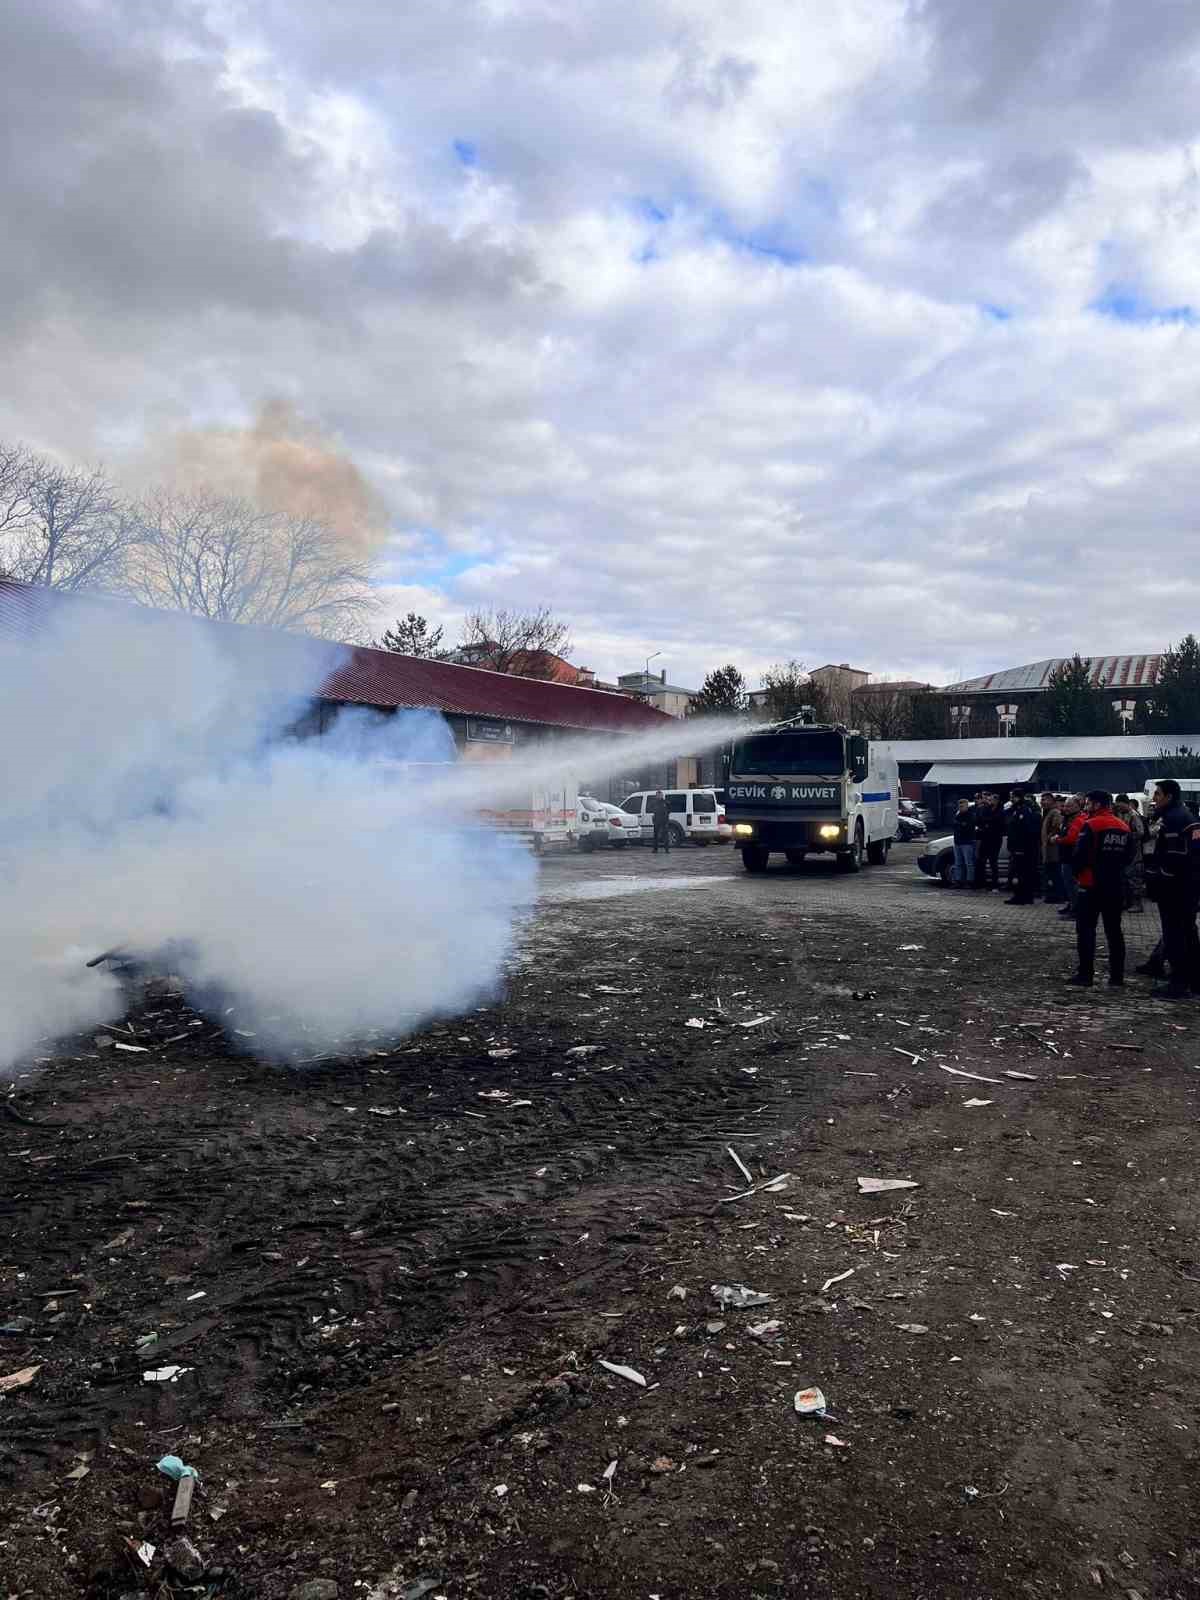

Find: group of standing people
<box><xmin>948</xmin><ymin>782</ymin><xmax>1200</xmax><ymax>996</ymax></box>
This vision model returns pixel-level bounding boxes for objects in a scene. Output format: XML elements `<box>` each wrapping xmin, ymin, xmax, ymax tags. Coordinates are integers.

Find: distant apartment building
<box><xmin>617</xmin><ymin>668</ymin><xmax>697</xmax><ymax>718</ymax></box>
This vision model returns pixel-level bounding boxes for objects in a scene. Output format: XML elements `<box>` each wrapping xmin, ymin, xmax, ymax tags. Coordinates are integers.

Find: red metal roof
<box><xmin>320</xmin><ymin>645</ymin><xmax>670</xmax><ymax>732</ymax></box>
<box><xmin>0</xmin><ymin>580</ymin><xmax>670</xmax><ymax>735</ymax></box>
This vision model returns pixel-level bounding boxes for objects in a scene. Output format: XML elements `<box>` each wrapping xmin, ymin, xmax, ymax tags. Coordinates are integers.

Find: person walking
<box><xmin>650</xmin><ymin>789</ymin><xmax>671</xmax><ymax>855</ymax></box>
<box><xmin>1144</xmin><ymin>779</ymin><xmax>1200</xmax><ymax>1000</ymax></box>
<box><xmin>1040</xmin><ymin>791</ymin><xmax>1064</xmax><ymax>903</ymax></box>
<box><xmin>951</xmin><ymin>797</ymin><xmax>977</xmax><ymax>888</ymax></box>
<box><xmin>1005</xmin><ymin>789</ymin><xmax>1042</xmax><ymax>905</ymax></box>
<box><xmin>1067</xmin><ymin>791</ymin><xmax>1134</xmax><ymax>988</ymax></box>
<box><xmin>1056</xmin><ymin>796</ymin><xmax>1086</xmax><ymax>919</ymax></box>
<box><xmin>974</xmin><ymin>792</ymin><xmax>1004</xmax><ymax>890</ymax></box>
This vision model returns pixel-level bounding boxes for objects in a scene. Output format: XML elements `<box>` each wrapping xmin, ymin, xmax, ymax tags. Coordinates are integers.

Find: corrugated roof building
<box><xmin>941</xmin><ymin>654</ymin><xmax>1162</xmax><ymax>697</ymax></box>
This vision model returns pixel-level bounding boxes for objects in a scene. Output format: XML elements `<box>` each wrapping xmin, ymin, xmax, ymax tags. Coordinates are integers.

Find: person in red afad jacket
<box><xmin>1067</xmin><ymin>790</ymin><xmax>1135</xmax><ymax>988</ymax></box>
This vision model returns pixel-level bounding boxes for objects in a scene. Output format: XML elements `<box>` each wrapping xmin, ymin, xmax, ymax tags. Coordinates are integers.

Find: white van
<box><xmin>618</xmin><ymin>788</ymin><xmax>731</xmax><ymax>846</ymax></box>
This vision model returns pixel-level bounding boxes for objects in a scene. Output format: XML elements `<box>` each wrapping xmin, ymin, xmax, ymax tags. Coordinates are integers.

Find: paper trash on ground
<box><xmin>0</xmin><ymin>1365</ymin><xmax>41</xmax><ymax>1393</ymax></box>
<box><xmin>598</xmin><ymin>1359</ymin><xmax>647</xmax><ymax>1387</ymax></box>
<box><xmin>794</xmin><ymin>1386</ymin><xmax>828</xmax><ymax>1415</ymax></box>
<box><xmin>711</xmin><ymin>1283</ymin><xmax>773</xmax><ymax>1309</ymax></box>
<box><xmin>856</xmin><ymin>1177</ymin><xmax>919</xmax><ymax>1194</ymax></box>
<box><xmin>820</xmin><ymin>1269</ymin><xmax>855</xmax><ymax>1294</ymax></box>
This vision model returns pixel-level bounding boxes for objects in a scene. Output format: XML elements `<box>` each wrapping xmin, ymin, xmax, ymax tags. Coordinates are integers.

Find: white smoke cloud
<box><xmin>0</xmin><ymin>599</ymin><xmax>536</xmax><ymax>1073</ymax></box>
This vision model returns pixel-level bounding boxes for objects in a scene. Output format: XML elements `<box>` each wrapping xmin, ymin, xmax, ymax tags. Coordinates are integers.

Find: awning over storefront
<box><xmin>922</xmin><ymin>760</ymin><xmax>1038</xmax><ymax>786</ymax></box>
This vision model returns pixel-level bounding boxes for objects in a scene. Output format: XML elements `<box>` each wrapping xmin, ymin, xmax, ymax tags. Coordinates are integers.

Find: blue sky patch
<box><xmin>453</xmin><ymin>139</ymin><xmax>478</xmax><ymax>167</ymax></box>
<box><xmin>980</xmin><ymin>303</ymin><xmax>1013</xmax><ymax>321</ymax></box>
<box><xmin>1090</xmin><ymin>285</ymin><xmax>1197</xmax><ymax>325</ymax></box>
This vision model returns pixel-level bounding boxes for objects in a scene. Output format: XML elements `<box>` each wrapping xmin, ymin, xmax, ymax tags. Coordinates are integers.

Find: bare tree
<box><xmin>0</xmin><ymin>440</ymin><xmax>46</xmax><ymax>537</ymax></box>
<box><xmin>758</xmin><ymin>660</ymin><xmax>831</xmax><ymax>724</ymax></box>
<box><xmin>130</xmin><ymin>488</ymin><xmax>373</xmax><ymax>640</ymax></box>
<box><xmin>850</xmin><ymin>681</ymin><xmax>922</xmax><ymax>740</ymax></box>
<box><xmin>0</xmin><ymin>449</ymin><xmax>136</xmax><ymax>592</ymax></box>
<box><xmin>455</xmin><ymin>606</ymin><xmax>573</xmax><ymax>679</ymax></box>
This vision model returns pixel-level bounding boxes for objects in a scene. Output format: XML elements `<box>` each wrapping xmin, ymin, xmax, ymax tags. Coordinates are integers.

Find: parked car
<box><xmin>895</xmin><ymin>813</ymin><xmax>926</xmax><ymax>842</ymax></box>
<box><xmin>577</xmin><ymin>795</ymin><xmax>640</xmax><ymax>850</ymax></box>
<box><xmin>618</xmin><ymin>788</ymin><xmax>732</xmax><ymax>846</ymax></box>
<box><xmin>918</xmin><ymin>833</ymin><xmax>1010</xmax><ymax>884</ymax></box>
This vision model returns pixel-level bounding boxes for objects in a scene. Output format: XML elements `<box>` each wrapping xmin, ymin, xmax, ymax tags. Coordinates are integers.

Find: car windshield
<box><xmin>731</xmin><ymin>731</ymin><xmax>845</xmax><ymax>777</ymax></box>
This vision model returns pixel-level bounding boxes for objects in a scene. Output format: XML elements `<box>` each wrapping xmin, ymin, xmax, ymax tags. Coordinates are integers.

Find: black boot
<box><xmin>1065</xmin><ymin>973</ymin><xmax>1093</xmax><ymax>988</ymax></box>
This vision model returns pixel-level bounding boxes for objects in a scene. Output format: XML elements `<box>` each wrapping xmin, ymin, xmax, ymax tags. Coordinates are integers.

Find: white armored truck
<box><xmin>724</xmin><ymin>721</ymin><xmax>899</xmax><ymax>873</ymax></box>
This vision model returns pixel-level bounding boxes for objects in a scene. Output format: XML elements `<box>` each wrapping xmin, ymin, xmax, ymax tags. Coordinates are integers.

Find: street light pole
<box><xmin>645</xmin><ymin>650</ymin><xmax>662</xmax><ymax>690</ymax></box>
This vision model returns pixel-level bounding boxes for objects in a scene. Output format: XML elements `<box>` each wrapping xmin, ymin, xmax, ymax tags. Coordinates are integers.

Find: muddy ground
<box><xmin>3</xmin><ymin>840</ymin><xmax>1200</xmax><ymax>1600</ymax></box>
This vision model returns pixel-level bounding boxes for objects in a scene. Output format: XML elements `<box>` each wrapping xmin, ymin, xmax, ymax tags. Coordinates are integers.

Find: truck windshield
<box><xmin>731</xmin><ymin>731</ymin><xmax>845</xmax><ymax>776</ymax></box>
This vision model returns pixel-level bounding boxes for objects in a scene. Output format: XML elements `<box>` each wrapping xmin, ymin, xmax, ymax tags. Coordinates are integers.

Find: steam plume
<box><xmin>0</xmin><ymin>600</ymin><xmax>533</xmax><ymax>1073</ymax></box>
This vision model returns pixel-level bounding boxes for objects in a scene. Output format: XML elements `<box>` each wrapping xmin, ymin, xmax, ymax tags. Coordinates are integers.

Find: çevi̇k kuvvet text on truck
<box><xmin>723</xmin><ymin>721</ymin><xmax>899</xmax><ymax>873</ymax></box>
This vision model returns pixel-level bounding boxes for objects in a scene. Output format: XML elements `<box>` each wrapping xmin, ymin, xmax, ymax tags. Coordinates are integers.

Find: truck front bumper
<box><xmin>730</xmin><ymin>817</ymin><xmax>847</xmax><ymax>851</ymax></box>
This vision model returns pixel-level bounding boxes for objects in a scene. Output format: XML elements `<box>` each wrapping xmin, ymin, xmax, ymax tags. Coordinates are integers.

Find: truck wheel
<box><xmin>784</xmin><ymin>849</ymin><xmax>807</xmax><ymax>866</ymax></box>
<box><xmin>668</xmin><ymin>822</ymin><xmax>686</xmax><ymax>847</ymax></box>
<box><xmin>866</xmin><ymin>837</ymin><xmax>889</xmax><ymax>865</ymax></box>
<box><xmin>836</xmin><ymin>826</ymin><xmax>864</xmax><ymax>873</ymax></box>
<box><xmin>741</xmin><ymin>844</ymin><xmax>770</xmax><ymax>873</ymax></box>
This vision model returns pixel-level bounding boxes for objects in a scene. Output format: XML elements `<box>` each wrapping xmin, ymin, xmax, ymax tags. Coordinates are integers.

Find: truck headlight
<box><xmin>819</xmin><ymin>824</ymin><xmax>841</xmax><ymax>839</ymax></box>
<box><xmin>734</xmin><ymin>823</ymin><xmax>754</xmax><ymax>836</ymax></box>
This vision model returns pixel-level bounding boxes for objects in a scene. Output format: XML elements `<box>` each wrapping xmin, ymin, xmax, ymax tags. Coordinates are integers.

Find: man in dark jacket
<box><xmin>1067</xmin><ymin>791</ymin><xmax>1134</xmax><ymax>987</ymax></box>
<box><xmin>1005</xmin><ymin>790</ymin><xmax>1042</xmax><ymax>905</ymax></box>
<box><xmin>1145</xmin><ymin>780</ymin><xmax>1200</xmax><ymax>999</ymax></box>
<box><xmin>951</xmin><ymin>797</ymin><xmax>977</xmax><ymax>887</ymax></box>
<box><xmin>650</xmin><ymin>789</ymin><xmax>671</xmax><ymax>855</ymax></box>
<box><xmin>974</xmin><ymin>792</ymin><xmax>1005</xmax><ymax>889</ymax></box>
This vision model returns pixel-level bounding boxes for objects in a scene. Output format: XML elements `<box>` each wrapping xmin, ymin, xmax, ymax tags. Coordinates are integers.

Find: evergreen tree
<box><xmin>374</xmin><ymin>612</ymin><xmax>448</xmax><ymax>658</ymax></box>
<box><xmin>1137</xmin><ymin>635</ymin><xmax>1200</xmax><ymax>733</ymax></box>
<box><xmin>1025</xmin><ymin>655</ymin><xmax>1120</xmax><ymax>736</ymax></box>
<box><xmin>690</xmin><ymin>664</ymin><xmax>748</xmax><ymax>717</ymax></box>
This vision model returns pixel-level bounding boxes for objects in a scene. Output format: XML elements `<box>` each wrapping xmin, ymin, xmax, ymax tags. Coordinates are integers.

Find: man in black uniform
<box><xmin>1005</xmin><ymin>789</ymin><xmax>1042</xmax><ymax>905</ymax></box>
<box><xmin>974</xmin><ymin>792</ymin><xmax>1005</xmax><ymax>890</ymax></box>
<box><xmin>650</xmin><ymin>789</ymin><xmax>671</xmax><ymax>855</ymax></box>
<box><xmin>1145</xmin><ymin>779</ymin><xmax>1200</xmax><ymax>1000</ymax></box>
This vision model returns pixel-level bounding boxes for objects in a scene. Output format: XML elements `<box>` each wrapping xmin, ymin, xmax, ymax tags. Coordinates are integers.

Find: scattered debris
<box><xmin>668</xmin><ymin>1285</ymin><xmax>688</xmax><ymax>1301</ymax></box>
<box><xmin>0</xmin><ymin>1317</ymin><xmax>33</xmax><ymax>1335</ymax></box>
<box><xmin>566</xmin><ymin>1045</ymin><xmax>603</xmax><ymax>1057</ymax></box>
<box><xmin>0</xmin><ymin>1364</ymin><xmax>41</xmax><ymax>1393</ymax></box>
<box><xmin>649</xmin><ymin>1456</ymin><xmax>675</xmax><ymax>1474</ymax></box>
<box><xmin>718</xmin><ymin>1170</ymin><xmax>794</xmax><ymax>1204</ymax></box>
<box><xmin>65</xmin><ymin>1463</ymin><xmax>90</xmax><ymax>1481</ymax></box>
<box><xmin>488</xmin><ymin>1047</ymin><xmax>517</xmax><ymax>1058</ymax></box>
<box><xmin>748</xmin><ymin>1319</ymin><xmax>783</xmax><ymax>1340</ymax></box>
<box><xmin>113</xmin><ymin>1041</ymin><xmax>151</xmax><ymax>1053</ymax></box>
<box><xmin>820</xmin><ymin>1269</ymin><xmax>855</xmax><ymax>1295</ymax></box>
<box><xmin>143</xmin><ymin>1366</ymin><xmax>191</xmax><ymax>1384</ymax></box>
<box><xmin>794</xmin><ymin>1386</ymin><xmax>828</xmax><ymax>1416</ymax></box>
<box><xmin>398</xmin><ymin>1581</ymin><xmax>441</xmax><ymax>1600</ymax></box>
<box><xmin>577</xmin><ymin>1482</ymin><xmax>597</xmax><ymax>1493</ymax></box>
<box><xmin>898</xmin><ymin>944</ymin><xmax>924</xmax><ymax>951</ymax></box>
<box><xmin>166</xmin><ymin>1535</ymin><xmax>205</xmax><ymax>1582</ymax></box>
<box><xmin>962</xmin><ymin>1098</ymin><xmax>994</xmax><ymax>1108</ymax></box>
<box><xmin>367</xmin><ymin>1106</ymin><xmax>400</xmax><ymax>1117</ymax></box>
<box><xmin>711</xmin><ymin>1283</ymin><xmax>772</xmax><ymax>1309</ymax></box>
<box><xmin>938</xmin><ymin>1064</ymin><xmax>1003</xmax><ymax>1085</ymax></box>
<box><xmin>726</xmin><ymin>1146</ymin><xmax>754</xmax><ymax>1184</ymax></box>
<box><xmin>739</xmin><ymin>1015</ymin><xmax>774</xmax><ymax>1028</ymax></box>
<box><xmin>598</xmin><ymin>1359</ymin><xmax>647</xmax><ymax>1387</ymax></box>
<box><xmin>126</xmin><ymin>1539</ymin><xmax>156</xmax><ymax>1568</ymax></box>
<box><xmin>492</xmin><ymin>1484</ymin><xmax>508</xmax><ymax>1497</ymax></box>
<box><xmin>824</xmin><ymin>1433</ymin><xmax>850</xmax><ymax>1447</ymax></box>
<box><xmin>157</xmin><ymin>1454</ymin><xmax>201</xmax><ymax>1483</ymax></box>
<box><xmin>1003</xmin><ymin>1070</ymin><xmax>1039</xmax><ymax>1081</ymax></box>
<box><xmin>897</xmin><ymin>1323</ymin><xmax>930</xmax><ymax>1334</ymax></box>
<box><xmin>856</xmin><ymin>1177</ymin><xmax>919</xmax><ymax>1194</ymax></box>
<box><xmin>685</xmin><ymin>1017</ymin><xmax>707</xmax><ymax>1029</ymax></box>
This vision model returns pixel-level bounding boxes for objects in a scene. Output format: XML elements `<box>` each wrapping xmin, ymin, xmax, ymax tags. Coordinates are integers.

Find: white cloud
<box><xmin>4</xmin><ymin>0</ymin><xmax>1200</xmax><ymax>688</ymax></box>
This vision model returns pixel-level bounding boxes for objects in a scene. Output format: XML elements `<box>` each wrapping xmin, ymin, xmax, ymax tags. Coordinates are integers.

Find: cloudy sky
<box><xmin>5</xmin><ymin>0</ymin><xmax>1200</xmax><ymax>689</ymax></box>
